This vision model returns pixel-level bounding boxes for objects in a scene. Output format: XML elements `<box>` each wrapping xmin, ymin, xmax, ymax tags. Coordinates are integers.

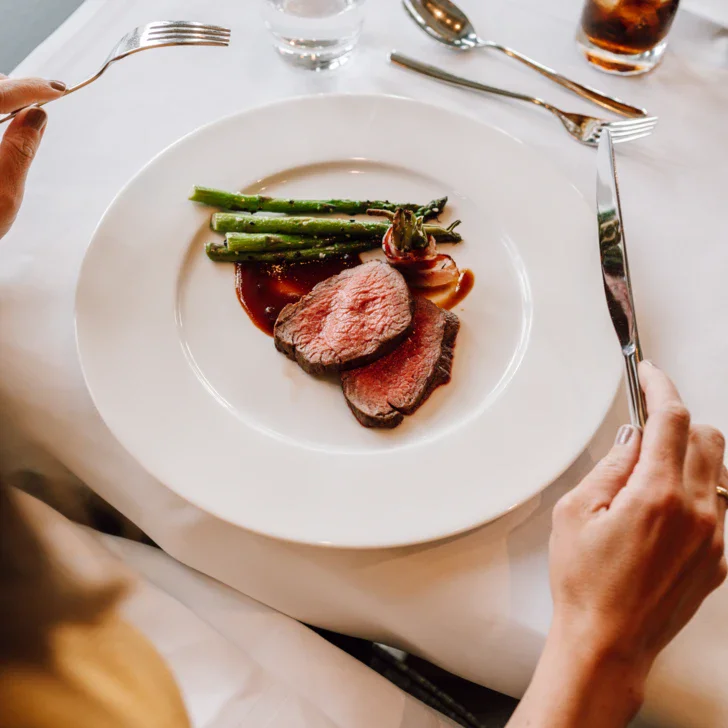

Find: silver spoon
<box><xmin>403</xmin><ymin>0</ymin><xmax>646</xmax><ymax>118</ymax></box>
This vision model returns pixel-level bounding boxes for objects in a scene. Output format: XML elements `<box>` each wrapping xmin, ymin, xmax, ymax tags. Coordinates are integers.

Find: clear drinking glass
<box><xmin>263</xmin><ymin>0</ymin><xmax>367</xmax><ymax>71</ymax></box>
<box><xmin>576</xmin><ymin>0</ymin><xmax>680</xmax><ymax>75</ymax></box>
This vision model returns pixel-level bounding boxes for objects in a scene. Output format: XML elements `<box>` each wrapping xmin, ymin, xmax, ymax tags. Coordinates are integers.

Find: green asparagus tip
<box><xmin>417</xmin><ymin>196</ymin><xmax>448</xmax><ymax>220</ymax></box>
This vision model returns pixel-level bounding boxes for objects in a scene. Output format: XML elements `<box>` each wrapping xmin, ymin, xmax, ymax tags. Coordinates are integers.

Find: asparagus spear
<box><xmin>190</xmin><ymin>186</ymin><xmax>447</xmax><ymax>220</ymax></box>
<box><xmin>205</xmin><ymin>240</ymin><xmax>376</xmax><ymax>264</ymax></box>
<box><xmin>212</xmin><ymin>213</ymin><xmax>462</xmax><ymax>243</ymax></box>
<box><xmin>224</xmin><ymin>233</ymin><xmax>363</xmax><ymax>253</ymax></box>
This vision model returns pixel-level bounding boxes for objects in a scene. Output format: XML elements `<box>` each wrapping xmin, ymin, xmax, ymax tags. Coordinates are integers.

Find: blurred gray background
<box><xmin>0</xmin><ymin>0</ymin><xmax>85</xmax><ymax>73</ymax></box>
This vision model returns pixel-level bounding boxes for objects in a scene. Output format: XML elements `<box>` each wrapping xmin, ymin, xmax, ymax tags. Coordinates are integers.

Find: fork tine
<box><xmin>148</xmin><ymin>30</ymin><xmax>231</xmax><ymax>42</ymax></box>
<box><xmin>147</xmin><ymin>28</ymin><xmax>231</xmax><ymax>39</ymax></box>
<box><xmin>608</xmin><ymin>124</ymin><xmax>657</xmax><ymax>140</ymax></box>
<box><xmin>142</xmin><ymin>38</ymin><xmax>230</xmax><ymax>49</ymax></box>
<box><xmin>612</xmin><ymin>130</ymin><xmax>654</xmax><ymax>144</ymax></box>
<box><xmin>608</xmin><ymin>119</ymin><xmax>658</xmax><ymax>134</ymax></box>
<box><xmin>591</xmin><ymin>117</ymin><xmax>657</xmax><ymax>136</ymax></box>
<box><xmin>150</xmin><ymin>31</ymin><xmax>232</xmax><ymax>43</ymax></box>
<box><xmin>588</xmin><ymin>119</ymin><xmax>656</xmax><ymax>146</ymax></box>
<box><xmin>147</xmin><ymin>27</ymin><xmax>231</xmax><ymax>40</ymax></box>
<box><xmin>606</xmin><ymin>122</ymin><xmax>657</xmax><ymax>136</ymax></box>
<box><xmin>145</xmin><ymin>28</ymin><xmax>230</xmax><ymax>43</ymax></box>
<box><xmin>606</xmin><ymin>115</ymin><xmax>658</xmax><ymax>130</ymax></box>
<box><xmin>146</xmin><ymin>21</ymin><xmax>231</xmax><ymax>34</ymax></box>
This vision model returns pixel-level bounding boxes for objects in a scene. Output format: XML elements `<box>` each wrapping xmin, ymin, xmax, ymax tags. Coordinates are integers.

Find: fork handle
<box><xmin>0</xmin><ymin>101</ymin><xmax>50</xmax><ymax>126</ymax></box>
<box><xmin>0</xmin><ymin>72</ymin><xmax>101</xmax><ymax>125</ymax></box>
<box><xmin>483</xmin><ymin>42</ymin><xmax>646</xmax><ymax>118</ymax></box>
<box><xmin>390</xmin><ymin>52</ymin><xmax>550</xmax><ymax>110</ymax></box>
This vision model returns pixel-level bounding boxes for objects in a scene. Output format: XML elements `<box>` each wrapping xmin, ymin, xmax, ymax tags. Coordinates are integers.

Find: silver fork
<box><xmin>390</xmin><ymin>53</ymin><xmax>657</xmax><ymax>147</ymax></box>
<box><xmin>0</xmin><ymin>21</ymin><xmax>231</xmax><ymax>125</ymax></box>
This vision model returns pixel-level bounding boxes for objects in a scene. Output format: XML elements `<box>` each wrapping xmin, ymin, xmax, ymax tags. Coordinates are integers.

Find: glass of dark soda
<box><xmin>577</xmin><ymin>0</ymin><xmax>680</xmax><ymax>75</ymax></box>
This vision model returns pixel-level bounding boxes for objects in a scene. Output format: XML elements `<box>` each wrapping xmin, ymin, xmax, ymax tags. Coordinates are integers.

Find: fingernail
<box><xmin>615</xmin><ymin>424</ymin><xmax>636</xmax><ymax>445</ymax></box>
<box><xmin>22</xmin><ymin>107</ymin><xmax>47</xmax><ymax>131</ymax></box>
<box><xmin>643</xmin><ymin>359</ymin><xmax>656</xmax><ymax>368</ymax></box>
<box><xmin>50</xmin><ymin>80</ymin><xmax>66</xmax><ymax>92</ymax></box>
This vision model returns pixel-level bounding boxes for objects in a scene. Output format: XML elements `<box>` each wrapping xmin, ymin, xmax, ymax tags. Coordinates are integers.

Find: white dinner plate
<box><xmin>76</xmin><ymin>94</ymin><xmax>621</xmax><ymax>548</ymax></box>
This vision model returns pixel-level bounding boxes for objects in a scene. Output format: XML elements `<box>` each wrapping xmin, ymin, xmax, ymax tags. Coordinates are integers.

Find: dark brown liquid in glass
<box><xmin>581</xmin><ymin>0</ymin><xmax>679</xmax><ymax>55</ymax></box>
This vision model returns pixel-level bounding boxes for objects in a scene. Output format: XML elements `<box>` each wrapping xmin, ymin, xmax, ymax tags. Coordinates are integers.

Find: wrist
<box><xmin>541</xmin><ymin>614</ymin><xmax>648</xmax><ymax>723</ymax></box>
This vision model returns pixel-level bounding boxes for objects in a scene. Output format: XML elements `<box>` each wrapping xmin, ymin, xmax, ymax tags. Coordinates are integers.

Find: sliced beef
<box><xmin>274</xmin><ymin>261</ymin><xmax>414</xmax><ymax>375</ymax></box>
<box><xmin>341</xmin><ymin>298</ymin><xmax>460</xmax><ymax>428</ymax></box>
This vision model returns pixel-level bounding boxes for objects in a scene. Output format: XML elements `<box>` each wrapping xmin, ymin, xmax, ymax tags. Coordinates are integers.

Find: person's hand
<box><xmin>509</xmin><ymin>361</ymin><xmax>727</xmax><ymax>728</ymax></box>
<box><xmin>550</xmin><ymin>361</ymin><xmax>726</xmax><ymax>671</ymax></box>
<box><xmin>0</xmin><ymin>75</ymin><xmax>66</xmax><ymax>239</ymax></box>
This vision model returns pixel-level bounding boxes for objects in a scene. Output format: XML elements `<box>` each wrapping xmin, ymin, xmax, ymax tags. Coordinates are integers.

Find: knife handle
<box><xmin>624</xmin><ymin>350</ymin><xmax>647</xmax><ymax>430</ymax></box>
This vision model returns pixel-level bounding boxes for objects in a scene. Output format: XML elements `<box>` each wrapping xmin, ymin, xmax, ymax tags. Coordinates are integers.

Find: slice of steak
<box><xmin>274</xmin><ymin>261</ymin><xmax>414</xmax><ymax>375</ymax></box>
<box><xmin>341</xmin><ymin>298</ymin><xmax>460</xmax><ymax>428</ymax></box>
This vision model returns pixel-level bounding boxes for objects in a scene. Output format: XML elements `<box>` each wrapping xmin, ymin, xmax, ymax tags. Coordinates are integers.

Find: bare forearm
<box><xmin>507</xmin><ymin>620</ymin><xmax>646</xmax><ymax>728</ymax></box>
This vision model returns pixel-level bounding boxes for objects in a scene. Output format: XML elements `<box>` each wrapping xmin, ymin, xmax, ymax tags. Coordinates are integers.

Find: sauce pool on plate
<box><xmin>235</xmin><ymin>255</ymin><xmax>361</xmax><ymax>336</ymax></box>
<box><xmin>412</xmin><ymin>269</ymin><xmax>475</xmax><ymax>310</ymax></box>
<box><xmin>440</xmin><ymin>268</ymin><xmax>475</xmax><ymax>309</ymax></box>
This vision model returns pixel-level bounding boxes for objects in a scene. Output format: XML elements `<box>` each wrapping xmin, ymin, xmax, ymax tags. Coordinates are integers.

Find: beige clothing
<box><xmin>0</xmin><ymin>491</ymin><xmax>190</xmax><ymax>728</ymax></box>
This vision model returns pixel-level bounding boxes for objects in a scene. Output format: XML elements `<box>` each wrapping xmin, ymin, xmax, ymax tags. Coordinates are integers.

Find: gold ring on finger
<box><xmin>717</xmin><ymin>485</ymin><xmax>728</xmax><ymax>504</ymax></box>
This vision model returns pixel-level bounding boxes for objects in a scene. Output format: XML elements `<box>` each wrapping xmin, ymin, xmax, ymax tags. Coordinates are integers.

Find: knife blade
<box><xmin>596</xmin><ymin>129</ymin><xmax>647</xmax><ymax>429</ymax></box>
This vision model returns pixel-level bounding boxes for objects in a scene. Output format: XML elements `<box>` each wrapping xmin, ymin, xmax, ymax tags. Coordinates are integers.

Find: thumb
<box><xmin>571</xmin><ymin>424</ymin><xmax>642</xmax><ymax>511</ymax></box>
<box><xmin>0</xmin><ymin>107</ymin><xmax>47</xmax><ymax>238</ymax></box>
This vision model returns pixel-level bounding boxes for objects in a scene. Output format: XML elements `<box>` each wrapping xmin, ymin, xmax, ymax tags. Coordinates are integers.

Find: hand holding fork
<box><xmin>0</xmin><ymin>21</ymin><xmax>231</xmax><ymax>125</ymax></box>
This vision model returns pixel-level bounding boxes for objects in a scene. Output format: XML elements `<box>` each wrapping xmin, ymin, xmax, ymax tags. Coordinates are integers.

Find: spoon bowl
<box><xmin>403</xmin><ymin>0</ymin><xmax>482</xmax><ymax>48</ymax></box>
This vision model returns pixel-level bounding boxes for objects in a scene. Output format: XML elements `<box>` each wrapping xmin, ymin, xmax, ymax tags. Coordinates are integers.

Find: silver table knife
<box><xmin>596</xmin><ymin>130</ymin><xmax>647</xmax><ymax>429</ymax></box>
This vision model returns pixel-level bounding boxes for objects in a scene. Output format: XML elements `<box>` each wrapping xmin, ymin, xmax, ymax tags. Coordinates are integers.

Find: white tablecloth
<box><xmin>1</xmin><ymin>0</ymin><xmax>727</xmax><ymax>725</ymax></box>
